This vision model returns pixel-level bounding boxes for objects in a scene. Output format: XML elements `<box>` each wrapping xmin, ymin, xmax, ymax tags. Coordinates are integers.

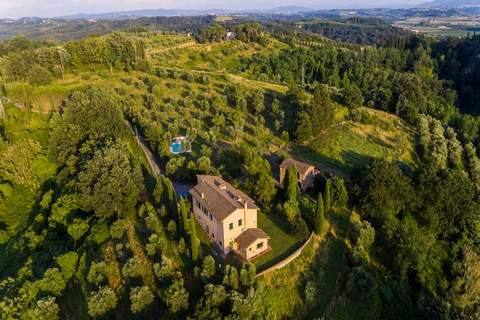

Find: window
<box><xmin>238</xmin><ymin>219</ymin><xmax>242</xmax><ymax>226</ymax></box>
<box><xmin>229</xmin><ymin>223</ymin><xmax>234</xmax><ymax>230</ymax></box>
<box><xmin>210</xmin><ymin>213</ymin><xmax>213</xmax><ymax>221</ymax></box>
<box><xmin>219</xmin><ymin>241</ymin><xmax>222</xmax><ymax>246</ymax></box>
<box><xmin>257</xmin><ymin>242</ymin><xmax>264</xmax><ymax>250</ymax></box>
<box><xmin>211</xmin><ymin>232</ymin><xmax>215</xmax><ymax>239</ymax></box>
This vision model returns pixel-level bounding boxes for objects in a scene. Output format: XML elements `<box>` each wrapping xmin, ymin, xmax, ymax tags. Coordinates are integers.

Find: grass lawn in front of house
<box><xmin>253</xmin><ymin>211</ymin><xmax>308</xmax><ymax>271</ymax></box>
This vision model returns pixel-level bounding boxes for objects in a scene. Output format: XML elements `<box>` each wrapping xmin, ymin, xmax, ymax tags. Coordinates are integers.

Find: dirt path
<box><xmin>146</xmin><ymin>40</ymin><xmax>197</xmax><ymax>58</ymax></box>
<box><xmin>129</xmin><ymin>124</ymin><xmax>162</xmax><ymax>177</ymax></box>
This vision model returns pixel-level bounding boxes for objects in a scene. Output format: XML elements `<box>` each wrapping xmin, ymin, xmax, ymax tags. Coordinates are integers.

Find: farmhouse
<box><xmin>279</xmin><ymin>158</ymin><xmax>318</xmax><ymax>191</ymax></box>
<box><xmin>189</xmin><ymin>175</ymin><xmax>270</xmax><ymax>260</ymax></box>
<box><xmin>226</xmin><ymin>31</ymin><xmax>237</xmax><ymax>40</ymax></box>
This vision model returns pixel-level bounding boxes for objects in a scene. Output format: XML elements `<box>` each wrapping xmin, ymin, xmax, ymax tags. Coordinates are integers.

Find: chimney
<box><xmin>243</xmin><ymin>200</ymin><xmax>247</xmax><ymax>231</ymax></box>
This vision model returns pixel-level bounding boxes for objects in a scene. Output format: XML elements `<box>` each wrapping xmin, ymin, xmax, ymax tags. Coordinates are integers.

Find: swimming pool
<box><xmin>171</xmin><ymin>142</ymin><xmax>182</xmax><ymax>154</ymax></box>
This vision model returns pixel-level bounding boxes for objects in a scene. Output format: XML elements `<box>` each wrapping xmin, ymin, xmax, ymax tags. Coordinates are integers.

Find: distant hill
<box><xmin>420</xmin><ymin>0</ymin><xmax>480</xmax><ymax>8</ymax></box>
<box><xmin>58</xmin><ymin>9</ymin><xmax>234</xmax><ymax>20</ymax></box>
<box><xmin>265</xmin><ymin>6</ymin><xmax>314</xmax><ymax>14</ymax></box>
<box><xmin>57</xmin><ymin>6</ymin><xmax>315</xmax><ymax>20</ymax></box>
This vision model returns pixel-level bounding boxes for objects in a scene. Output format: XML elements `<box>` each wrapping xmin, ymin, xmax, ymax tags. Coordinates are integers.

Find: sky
<box><xmin>0</xmin><ymin>0</ymin><xmax>422</xmax><ymax>19</ymax></box>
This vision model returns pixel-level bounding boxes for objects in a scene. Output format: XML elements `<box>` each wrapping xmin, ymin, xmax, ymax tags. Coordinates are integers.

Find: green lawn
<box><xmin>253</xmin><ymin>212</ymin><xmax>307</xmax><ymax>271</ymax></box>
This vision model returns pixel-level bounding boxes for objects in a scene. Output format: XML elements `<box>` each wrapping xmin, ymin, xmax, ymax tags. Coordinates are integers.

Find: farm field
<box><xmin>394</xmin><ymin>16</ymin><xmax>480</xmax><ymax>37</ymax></box>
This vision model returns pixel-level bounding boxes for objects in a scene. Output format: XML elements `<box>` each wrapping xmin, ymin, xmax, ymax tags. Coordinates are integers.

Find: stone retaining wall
<box><xmin>256</xmin><ymin>231</ymin><xmax>315</xmax><ymax>278</ymax></box>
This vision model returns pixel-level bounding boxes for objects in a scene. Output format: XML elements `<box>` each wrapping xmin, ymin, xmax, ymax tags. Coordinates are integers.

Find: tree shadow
<box><xmin>292</xmin><ymin>142</ymin><xmax>404</xmax><ymax>180</ymax></box>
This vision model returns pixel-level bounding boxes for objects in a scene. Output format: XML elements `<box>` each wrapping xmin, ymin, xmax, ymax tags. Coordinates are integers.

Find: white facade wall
<box><xmin>244</xmin><ymin>238</ymin><xmax>268</xmax><ymax>260</ymax></box>
<box><xmin>192</xmin><ymin>198</ymin><xmax>259</xmax><ymax>254</ymax></box>
<box><xmin>221</xmin><ymin>208</ymin><xmax>258</xmax><ymax>253</ymax></box>
<box><xmin>192</xmin><ymin>198</ymin><xmax>225</xmax><ymax>249</ymax></box>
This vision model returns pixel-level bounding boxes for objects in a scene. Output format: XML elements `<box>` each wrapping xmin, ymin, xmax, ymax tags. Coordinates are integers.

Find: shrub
<box><xmin>31</xmin><ymin>296</ymin><xmax>60</xmax><ymax>320</ymax></box>
<box><xmin>130</xmin><ymin>286</ymin><xmax>154</xmax><ymax>314</ymax></box>
<box><xmin>164</xmin><ymin>280</ymin><xmax>189</xmax><ymax>313</ymax></box>
<box><xmin>122</xmin><ymin>257</ymin><xmax>143</xmax><ymax>279</ymax></box>
<box><xmin>200</xmin><ymin>255</ymin><xmax>216</xmax><ymax>281</ymax></box>
<box><xmin>110</xmin><ymin>219</ymin><xmax>127</xmax><ymax>239</ymax></box>
<box><xmin>88</xmin><ymin>286</ymin><xmax>117</xmax><ymax>317</ymax></box>
<box><xmin>88</xmin><ymin>261</ymin><xmax>109</xmax><ymax>285</ymax></box>
<box><xmin>29</xmin><ymin>64</ymin><xmax>53</xmax><ymax>86</ymax></box>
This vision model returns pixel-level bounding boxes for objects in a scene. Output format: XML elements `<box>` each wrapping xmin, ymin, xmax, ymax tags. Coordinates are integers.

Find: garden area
<box><xmin>253</xmin><ymin>211</ymin><xmax>309</xmax><ymax>271</ymax></box>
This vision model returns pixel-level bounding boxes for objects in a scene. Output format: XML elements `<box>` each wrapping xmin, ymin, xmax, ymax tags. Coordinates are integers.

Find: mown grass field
<box><xmin>292</xmin><ymin>107</ymin><xmax>417</xmax><ymax>176</ymax></box>
<box><xmin>253</xmin><ymin>212</ymin><xmax>308</xmax><ymax>271</ymax></box>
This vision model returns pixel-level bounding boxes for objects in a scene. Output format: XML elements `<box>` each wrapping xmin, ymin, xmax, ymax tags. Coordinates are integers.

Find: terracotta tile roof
<box><xmin>234</xmin><ymin>228</ymin><xmax>270</xmax><ymax>249</ymax></box>
<box><xmin>280</xmin><ymin>158</ymin><xmax>314</xmax><ymax>176</ymax></box>
<box><xmin>189</xmin><ymin>175</ymin><xmax>259</xmax><ymax>221</ymax></box>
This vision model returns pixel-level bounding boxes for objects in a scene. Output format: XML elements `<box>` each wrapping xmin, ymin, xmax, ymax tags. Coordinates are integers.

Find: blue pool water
<box><xmin>171</xmin><ymin>142</ymin><xmax>182</xmax><ymax>154</ymax></box>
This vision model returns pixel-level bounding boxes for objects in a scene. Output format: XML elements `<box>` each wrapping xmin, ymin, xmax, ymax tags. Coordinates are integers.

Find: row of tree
<box><xmin>1</xmin><ymin>32</ymin><xmax>148</xmax><ymax>86</ymax></box>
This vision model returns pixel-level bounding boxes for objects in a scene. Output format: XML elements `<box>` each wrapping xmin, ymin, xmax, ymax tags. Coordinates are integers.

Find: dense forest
<box><xmin>266</xmin><ymin>18</ymin><xmax>415</xmax><ymax>47</ymax></box>
<box><xmin>0</xmin><ymin>15</ymin><xmax>480</xmax><ymax>320</ymax></box>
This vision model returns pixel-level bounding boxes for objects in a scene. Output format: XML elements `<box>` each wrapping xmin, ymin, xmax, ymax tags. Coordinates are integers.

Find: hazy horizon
<box><xmin>0</xmin><ymin>0</ymin><xmax>422</xmax><ymax>19</ymax></box>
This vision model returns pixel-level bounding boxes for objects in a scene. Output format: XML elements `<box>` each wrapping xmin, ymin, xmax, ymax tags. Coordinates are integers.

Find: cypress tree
<box><xmin>179</xmin><ymin>197</ymin><xmax>189</xmax><ymax>234</ymax></box>
<box><xmin>189</xmin><ymin>213</ymin><xmax>198</xmax><ymax>262</ymax></box>
<box><xmin>332</xmin><ymin>176</ymin><xmax>348</xmax><ymax>208</ymax></box>
<box><xmin>153</xmin><ymin>177</ymin><xmax>163</xmax><ymax>205</ymax></box>
<box><xmin>222</xmin><ymin>265</ymin><xmax>231</xmax><ymax>286</ymax></box>
<box><xmin>229</xmin><ymin>267</ymin><xmax>239</xmax><ymax>290</ymax></box>
<box><xmin>284</xmin><ymin>166</ymin><xmax>299</xmax><ymax>203</ymax></box>
<box><xmin>162</xmin><ymin>176</ymin><xmax>178</xmax><ymax>216</ymax></box>
<box><xmin>283</xmin><ymin>166</ymin><xmax>300</xmax><ymax>221</ymax></box>
<box><xmin>240</xmin><ymin>266</ymin><xmax>248</xmax><ymax>287</ymax></box>
<box><xmin>314</xmin><ymin>193</ymin><xmax>325</xmax><ymax>235</ymax></box>
<box><xmin>246</xmin><ymin>263</ymin><xmax>256</xmax><ymax>286</ymax></box>
<box><xmin>325</xmin><ymin>179</ymin><xmax>331</xmax><ymax>212</ymax></box>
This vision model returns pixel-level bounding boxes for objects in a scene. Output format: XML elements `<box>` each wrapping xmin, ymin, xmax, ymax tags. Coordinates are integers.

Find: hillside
<box><xmin>2</xmin><ymin>35</ymin><xmax>416</xmax><ymax>179</ymax></box>
<box><xmin>1</xmin><ymin>19</ymin><xmax>480</xmax><ymax>320</ymax></box>
<box><xmin>293</xmin><ymin>107</ymin><xmax>417</xmax><ymax>176</ymax></box>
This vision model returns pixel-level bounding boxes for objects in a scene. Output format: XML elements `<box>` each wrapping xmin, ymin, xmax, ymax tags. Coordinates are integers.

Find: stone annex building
<box><xmin>279</xmin><ymin>158</ymin><xmax>318</xmax><ymax>191</ymax></box>
<box><xmin>189</xmin><ymin>175</ymin><xmax>270</xmax><ymax>260</ymax></box>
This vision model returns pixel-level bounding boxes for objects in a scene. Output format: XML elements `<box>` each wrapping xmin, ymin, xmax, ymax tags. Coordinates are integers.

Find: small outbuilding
<box><xmin>279</xmin><ymin>158</ymin><xmax>318</xmax><ymax>191</ymax></box>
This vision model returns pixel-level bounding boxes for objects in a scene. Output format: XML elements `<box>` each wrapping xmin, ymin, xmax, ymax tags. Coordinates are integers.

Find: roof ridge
<box><xmin>203</xmin><ymin>179</ymin><xmax>241</xmax><ymax>210</ymax></box>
